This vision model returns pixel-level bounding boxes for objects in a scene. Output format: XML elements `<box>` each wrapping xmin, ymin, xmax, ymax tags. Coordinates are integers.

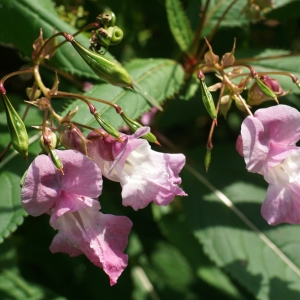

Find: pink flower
<box><xmin>237</xmin><ymin>105</ymin><xmax>300</xmax><ymax>225</ymax></box>
<box><xmin>21</xmin><ymin>150</ymin><xmax>132</xmax><ymax>285</ymax></box>
<box><xmin>88</xmin><ymin>127</ymin><xmax>187</xmax><ymax>210</ymax></box>
<box><xmin>261</xmin><ymin>150</ymin><xmax>300</xmax><ymax>225</ymax></box>
<box><xmin>237</xmin><ymin>105</ymin><xmax>300</xmax><ymax>176</ymax></box>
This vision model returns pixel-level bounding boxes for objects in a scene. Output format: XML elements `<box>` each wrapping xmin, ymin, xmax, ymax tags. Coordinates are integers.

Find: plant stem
<box><xmin>196</xmin><ymin>0</ymin><xmax>239</xmax><ymax>62</ymax></box>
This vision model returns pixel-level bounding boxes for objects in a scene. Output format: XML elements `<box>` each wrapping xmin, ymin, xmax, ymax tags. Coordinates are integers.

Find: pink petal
<box><xmin>261</xmin><ymin>184</ymin><xmax>300</xmax><ymax>225</ymax></box>
<box><xmin>241</xmin><ymin>105</ymin><xmax>300</xmax><ymax>174</ymax></box>
<box><xmin>119</xmin><ymin>142</ymin><xmax>187</xmax><ymax>210</ymax></box>
<box><xmin>50</xmin><ymin>207</ymin><xmax>132</xmax><ymax>285</ymax></box>
<box><xmin>21</xmin><ymin>150</ymin><xmax>103</xmax><ymax>217</ymax></box>
<box><xmin>57</xmin><ymin>150</ymin><xmax>103</xmax><ymax>198</ymax></box>
<box><xmin>22</xmin><ymin>154</ymin><xmax>59</xmax><ymax>216</ymax></box>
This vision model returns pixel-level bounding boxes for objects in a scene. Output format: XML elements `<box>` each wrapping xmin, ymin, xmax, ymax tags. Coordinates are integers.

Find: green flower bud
<box><xmin>197</xmin><ymin>71</ymin><xmax>217</xmax><ymax>120</ymax></box>
<box><xmin>1</xmin><ymin>93</ymin><xmax>28</xmax><ymax>159</ymax></box>
<box><xmin>39</xmin><ymin>129</ymin><xmax>57</xmax><ymax>154</ymax></box>
<box><xmin>120</xmin><ymin>112</ymin><xmax>159</xmax><ymax>144</ymax></box>
<box><xmin>64</xmin><ymin>34</ymin><xmax>133</xmax><ymax>88</ymax></box>
<box><xmin>94</xmin><ymin>113</ymin><xmax>120</xmax><ymax>139</ymax></box>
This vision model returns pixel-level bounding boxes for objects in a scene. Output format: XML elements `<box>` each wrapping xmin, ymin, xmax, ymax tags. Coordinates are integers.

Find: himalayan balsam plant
<box><xmin>1</xmin><ymin>0</ymin><xmax>300</xmax><ymax>299</ymax></box>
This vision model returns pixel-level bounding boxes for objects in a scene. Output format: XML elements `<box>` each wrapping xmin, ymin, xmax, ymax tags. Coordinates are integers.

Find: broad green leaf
<box><xmin>61</xmin><ymin>58</ymin><xmax>185</xmax><ymax>130</ymax></box>
<box><xmin>0</xmin><ymin>0</ymin><xmax>104</xmax><ymax>79</ymax></box>
<box><xmin>152</xmin><ymin>205</ymin><xmax>248</xmax><ymax>300</ymax></box>
<box><xmin>181</xmin><ymin>144</ymin><xmax>300</xmax><ymax>300</ymax></box>
<box><xmin>0</xmin><ymin>133</ymin><xmax>40</xmax><ymax>243</ymax></box>
<box><xmin>202</xmin><ymin>0</ymin><xmax>248</xmax><ymax>37</ymax></box>
<box><xmin>165</xmin><ymin>0</ymin><xmax>194</xmax><ymax>54</ymax></box>
<box><xmin>179</xmin><ymin>72</ymin><xmax>199</xmax><ymax>101</ymax></box>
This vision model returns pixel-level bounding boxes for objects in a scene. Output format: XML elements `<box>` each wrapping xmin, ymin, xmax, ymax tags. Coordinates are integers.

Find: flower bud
<box><xmin>219</xmin><ymin>94</ymin><xmax>232</xmax><ymax>119</ymax></box>
<box><xmin>1</xmin><ymin>93</ymin><xmax>28</xmax><ymax>159</ymax></box>
<box><xmin>63</xmin><ymin>34</ymin><xmax>133</xmax><ymax>88</ymax></box>
<box><xmin>248</xmin><ymin>75</ymin><xmax>283</xmax><ymax>106</ymax></box>
<box><xmin>197</xmin><ymin>71</ymin><xmax>217</xmax><ymax>120</ymax></box>
<box><xmin>39</xmin><ymin>129</ymin><xmax>57</xmax><ymax>153</ymax></box>
<box><xmin>26</xmin><ymin>87</ymin><xmax>41</xmax><ymax>100</ymax></box>
<box><xmin>88</xmin><ymin>131</ymin><xmax>117</xmax><ymax>161</ymax></box>
<box><xmin>60</xmin><ymin>125</ymin><xmax>88</xmax><ymax>155</ymax></box>
<box><xmin>120</xmin><ymin>112</ymin><xmax>159</xmax><ymax>144</ymax></box>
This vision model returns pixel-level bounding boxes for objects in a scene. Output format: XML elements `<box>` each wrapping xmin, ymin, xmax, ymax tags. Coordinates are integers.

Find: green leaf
<box><xmin>152</xmin><ymin>205</ymin><xmax>248</xmax><ymax>300</ymax></box>
<box><xmin>0</xmin><ymin>133</ymin><xmax>40</xmax><ymax>243</ymax></box>
<box><xmin>61</xmin><ymin>58</ymin><xmax>185</xmax><ymax>130</ymax></box>
<box><xmin>181</xmin><ymin>144</ymin><xmax>300</xmax><ymax>300</ymax></box>
<box><xmin>165</xmin><ymin>0</ymin><xmax>194</xmax><ymax>54</ymax></box>
<box><xmin>0</xmin><ymin>0</ymin><xmax>103</xmax><ymax>79</ymax></box>
<box><xmin>202</xmin><ymin>0</ymin><xmax>248</xmax><ymax>37</ymax></box>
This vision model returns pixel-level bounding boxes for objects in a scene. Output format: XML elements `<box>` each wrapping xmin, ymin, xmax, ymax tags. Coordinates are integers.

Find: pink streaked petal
<box><xmin>50</xmin><ymin>207</ymin><xmax>132</xmax><ymax>285</ymax></box>
<box><xmin>254</xmin><ymin>105</ymin><xmax>300</xmax><ymax>146</ymax></box>
<box><xmin>121</xmin><ymin>175</ymin><xmax>186</xmax><ymax>210</ymax></box>
<box><xmin>22</xmin><ymin>154</ymin><xmax>59</xmax><ymax>216</ymax></box>
<box><xmin>241</xmin><ymin>116</ymin><xmax>269</xmax><ymax>174</ymax></box>
<box><xmin>261</xmin><ymin>184</ymin><xmax>300</xmax><ymax>225</ymax></box>
<box><xmin>56</xmin><ymin>150</ymin><xmax>102</xmax><ymax>198</ymax></box>
<box><xmin>90</xmin><ymin>212</ymin><xmax>132</xmax><ymax>286</ymax></box>
<box><xmin>50</xmin><ymin>191</ymin><xmax>101</xmax><ymax>224</ymax></box>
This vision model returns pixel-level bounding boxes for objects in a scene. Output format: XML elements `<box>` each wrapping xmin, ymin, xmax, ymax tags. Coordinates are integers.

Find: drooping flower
<box><xmin>237</xmin><ymin>104</ymin><xmax>300</xmax><ymax>225</ymax></box>
<box><xmin>21</xmin><ymin>150</ymin><xmax>132</xmax><ymax>285</ymax></box>
<box><xmin>237</xmin><ymin>105</ymin><xmax>300</xmax><ymax>175</ymax></box>
<box><xmin>261</xmin><ymin>150</ymin><xmax>300</xmax><ymax>225</ymax></box>
<box><xmin>87</xmin><ymin>127</ymin><xmax>187</xmax><ymax>210</ymax></box>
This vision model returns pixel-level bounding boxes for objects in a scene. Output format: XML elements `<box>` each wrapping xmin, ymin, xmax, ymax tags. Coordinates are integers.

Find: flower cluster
<box><xmin>237</xmin><ymin>104</ymin><xmax>300</xmax><ymax>225</ymax></box>
<box><xmin>21</xmin><ymin>128</ymin><xmax>186</xmax><ymax>284</ymax></box>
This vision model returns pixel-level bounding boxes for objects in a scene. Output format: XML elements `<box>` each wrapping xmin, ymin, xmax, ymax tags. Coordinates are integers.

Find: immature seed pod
<box><xmin>120</xmin><ymin>112</ymin><xmax>159</xmax><ymax>144</ymax></box>
<box><xmin>64</xmin><ymin>33</ymin><xmax>133</xmax><ymax>88</ymax></box>
<box><xmin>197</xmin><ymin>71</ymin><xmax>217</xmax><ymax>120</ymax></box>
<box><xmin>1</xmin><ymin>93</ymin><xmax>29</xmax><ymax>159</ymax></box>
<box><xmin>49</xmin><ymin>148</ymin><xmax>64</xmax><ymax>174</ymax></box>
<box><xmin>94</xmin><ymin>113</ymin><xmax>121</xmax><ymax>139</ymax></box>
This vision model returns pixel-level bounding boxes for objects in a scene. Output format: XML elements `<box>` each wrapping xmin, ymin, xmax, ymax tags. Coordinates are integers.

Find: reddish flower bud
<box><xmin>59</xmin><ymin>125</ymin><xmax>88</xmax><ymax>155</ymax></box>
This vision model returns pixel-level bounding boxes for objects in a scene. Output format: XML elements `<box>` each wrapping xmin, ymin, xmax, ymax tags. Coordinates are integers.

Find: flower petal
<box><xmin>22</xmin><ymin>154</ymin><xmax>59</xmax><ymax>216</ymax></box>
<box><xmin>50</xmin><ymin>207</ymin><xmax>132</xmax><ymax>285</ymax></box>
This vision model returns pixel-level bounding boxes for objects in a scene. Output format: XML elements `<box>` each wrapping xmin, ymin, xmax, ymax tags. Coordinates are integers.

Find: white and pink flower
<box><xmin>21</xmin><ymin>150</ymin><xmax>132</xmax><ymax>285</ymax></box>
<box><xmin>87</xmin><ymin>127</ymin><xmax>187</xmax><ymax>210</ymax></box>
<box><xmin>237</xmin><ymin>105</ymin><xmax>300</xmax><ymax>225</ymax></box>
